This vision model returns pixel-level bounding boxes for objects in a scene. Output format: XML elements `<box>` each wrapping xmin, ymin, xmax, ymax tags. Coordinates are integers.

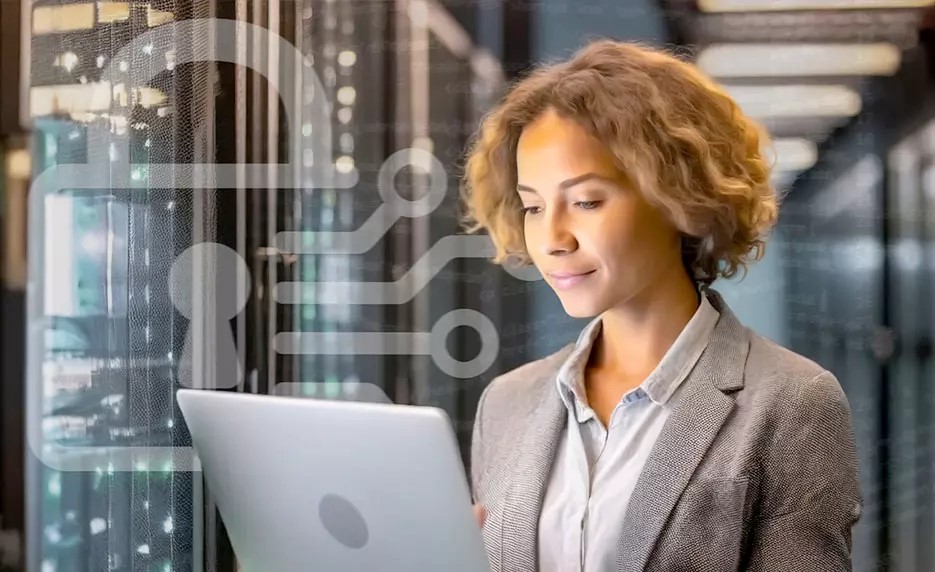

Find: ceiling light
<box><xmin>725</xmin><ymin>85</ymin><xmax>861</xmax><ymax>119</ymax></box>
<box><xmin>698</xmin><ymin>43</ymin><xmax>901</xmax><ymax>78</ymax></box>
<box><xmin>147</xmin><ymin>6</ymin><xmax>176</xmax><ymax>27</ymax></box>
<box><xmin>5</xmin><ymin>149</ymin><xmax>32</xmax><ymax>180</ymax></box>
<box><xmin>33</xmin><ymin>4</ymin><xmax>94</xmax><ymax>35</ymax></box>
<box><xmin>699</xmin><ymin>0</ymin><xmax>934</xmax><ymax>12</ymax></box>
<box><xmin>30</xmin><ymin>83</ymin><xmax>112</xmax><ymax>117</ymax></box>
<box><xmin>136</xmin><ymin>87</ymin><xmax>169</xmax><ymax>108</ymax></box>
<box><xmin>54</xmin><ymin>52</ymin><xmax>81</xmax><ymax>74</ymax></box>
<box><xmin>770</xmin><ymin>170</ymin><xmax>796</xmax><ymax>188</ymax></box>
<box><xmin>767</xmin><ymin>138</ymin><xmax>818</xmax><ymax>172</ymax></box>
<box><xmin>97</xmin><ymin>2</ymin><xmax>130</xmax><ymax>24</ymax></box>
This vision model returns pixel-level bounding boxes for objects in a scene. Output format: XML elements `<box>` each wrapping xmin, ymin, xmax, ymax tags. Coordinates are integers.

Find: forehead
<box><xmin>516</xmin><ymin>110</ymin><xmax>618</xmax><ymax>180</ymax></box>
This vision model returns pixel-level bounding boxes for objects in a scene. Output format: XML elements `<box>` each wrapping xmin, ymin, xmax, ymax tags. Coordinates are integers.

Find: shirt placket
<box><xmin>576</xmin><ymin>409</ymin><xmax>610</xmax><ymax>571</ymax></box>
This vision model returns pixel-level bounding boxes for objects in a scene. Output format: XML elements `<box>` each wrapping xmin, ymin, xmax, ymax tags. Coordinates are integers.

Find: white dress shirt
<box><xmin>537</xmin><ymin>294</ymin><xmax>720</xmax><ymax>572</ymax></box>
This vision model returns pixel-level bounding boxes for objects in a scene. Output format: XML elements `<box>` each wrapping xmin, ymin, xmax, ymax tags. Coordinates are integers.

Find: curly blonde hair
<box><xmin>460</xmin><ymin>39</ymin><xmax>780</xmax><ymax>285</ymax></box>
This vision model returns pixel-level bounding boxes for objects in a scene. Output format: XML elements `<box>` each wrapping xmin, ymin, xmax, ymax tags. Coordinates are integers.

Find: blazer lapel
<box><xmin>616</xmin><ymin>291</ymin><xmax>749</xmax><ymax>572</ymax></box>
<box><xmin>501</xmin><ymin>371</ymin><xmax>567</xmax><ymax>572</ymax></box>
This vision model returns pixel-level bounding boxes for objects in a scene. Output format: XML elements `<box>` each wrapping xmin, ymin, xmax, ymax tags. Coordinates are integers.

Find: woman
<box><xmin>459</xmin><ymin>40</ymin><xmax>862</xmax><ymax>572</ymax></box>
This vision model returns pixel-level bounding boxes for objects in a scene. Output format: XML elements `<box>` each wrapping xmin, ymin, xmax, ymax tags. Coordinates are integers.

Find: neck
<box><xmin>590</xmin><ymin>267</ymin><xmax>701</xmax><ymax>377</ymax></box>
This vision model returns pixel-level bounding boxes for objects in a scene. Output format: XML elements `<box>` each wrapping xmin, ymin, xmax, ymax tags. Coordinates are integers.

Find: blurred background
<box><xmin>0</xmin><ymin>0</ymin><xmax>933</xmax><ymax>570</ymax></box>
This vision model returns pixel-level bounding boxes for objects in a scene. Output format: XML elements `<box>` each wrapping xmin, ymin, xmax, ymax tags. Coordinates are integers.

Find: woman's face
<box><xmin>515</xmin><ymin>108</ymin><xmax>684</xmax><ymax>318</ymax></box>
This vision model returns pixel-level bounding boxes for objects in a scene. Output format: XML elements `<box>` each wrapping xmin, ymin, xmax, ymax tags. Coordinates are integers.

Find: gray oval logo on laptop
<box><xmin>318</xmin><ymin>494</ymin><xmax>369</xmax><ymax>549</ymax></box>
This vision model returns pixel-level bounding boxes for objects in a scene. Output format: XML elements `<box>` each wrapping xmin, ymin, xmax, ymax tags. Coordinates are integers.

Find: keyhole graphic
<box><xmin>168</xmin><ymin>243</ymin><xmax>251</xmax><ymax>389</ymax></box>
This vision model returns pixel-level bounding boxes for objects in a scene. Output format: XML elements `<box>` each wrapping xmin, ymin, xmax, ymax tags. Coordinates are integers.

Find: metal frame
<box><xmin>0</xmin><ymin>2</ymin><xmax>28</xmax><ymax>568</ymax></box>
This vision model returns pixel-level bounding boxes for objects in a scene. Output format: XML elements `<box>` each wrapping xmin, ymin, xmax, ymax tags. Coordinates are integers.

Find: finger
<box><xmin>473</xmin><ymin>504</ymin><xmax>486</xmax><ymax>527</ymax></box>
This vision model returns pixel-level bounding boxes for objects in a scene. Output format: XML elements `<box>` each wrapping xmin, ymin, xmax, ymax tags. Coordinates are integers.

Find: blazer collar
<box><xmin>697</xmin><ymin>286</ymin><xmax>747</xmax><ymax>394</ymax></box>
<box><xmin>616</xmin><ymin>287</ymin><xmax>750</xmax><ymax>571</ymax></box>
<box><xmin>556</xmin><ymin>293</ymin><xmax>722</xmax><ymax>419</ymax></box>
<box><xmin>498</xmin><ymin>287</ymin><xmax>750</xmax><ymax>571</ymax></box>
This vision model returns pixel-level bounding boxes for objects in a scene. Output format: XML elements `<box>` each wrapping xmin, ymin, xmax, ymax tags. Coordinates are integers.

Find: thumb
<box><xmin>473</xmin><ymin>504</ymin><xmax>487</xmax><ymax>527</ymax></box>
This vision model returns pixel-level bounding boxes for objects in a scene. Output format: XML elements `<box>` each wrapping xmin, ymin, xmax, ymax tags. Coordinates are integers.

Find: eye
<box><xmin>521</xmin><ymin>206</ymin><xmax>542</xmax><ymax>216</ymax></box>
<box><xmin>575</xmin><ymin>200</ymin><xmax>602</xmax><ymax>210</ymax></box>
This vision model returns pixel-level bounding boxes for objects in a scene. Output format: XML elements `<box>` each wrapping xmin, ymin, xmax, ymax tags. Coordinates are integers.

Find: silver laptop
<box><xmin>177</xmin><ymin>389</ymin><xmax>489</xmax><ymax>572</ymax></box>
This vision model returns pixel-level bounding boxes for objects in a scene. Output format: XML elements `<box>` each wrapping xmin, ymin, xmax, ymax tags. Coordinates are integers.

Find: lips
<box><xmin>547</xmin><ymin>270</ymin><xmax>596</xmax><ymax>290</ymax></box>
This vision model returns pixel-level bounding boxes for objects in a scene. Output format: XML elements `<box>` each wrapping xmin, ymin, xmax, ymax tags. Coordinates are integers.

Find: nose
<box><xmin>541</xmin><ymin>208</ymin><xmax>577</xmax><ymax>256</ymax></box>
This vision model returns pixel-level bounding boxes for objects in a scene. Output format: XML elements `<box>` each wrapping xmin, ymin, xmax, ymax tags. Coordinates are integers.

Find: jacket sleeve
<box><xmin>470</xmin><ymin>379</ymin><xmax>496</xmax><ymax>504</ymax></box>
<box><xmin>744</xmin><ymin>370</ymin><xmax>863</xmax><ymax>571</ymax></box>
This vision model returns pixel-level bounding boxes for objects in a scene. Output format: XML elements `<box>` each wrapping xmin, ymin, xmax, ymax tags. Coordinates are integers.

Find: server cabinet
<box><xmin>26</xmin><ymin>2</ymin><xmax>215</xmax><ymax>571</ymax></box>
<box><xmin>25</xmin><ymin>2</ymin><xmax>509</xmax><ymax>571</ymax></box>
<box><xmin>886</xmin><ymin>118</ymin><xmax>935</xmax><ymax>572</ymax></box>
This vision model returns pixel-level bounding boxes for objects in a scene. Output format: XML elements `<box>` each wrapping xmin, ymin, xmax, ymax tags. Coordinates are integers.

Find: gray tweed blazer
<box><xmin>470</xmin><ymin>289</ymin><xmax>862</xmax><ymax>572</ymax></box>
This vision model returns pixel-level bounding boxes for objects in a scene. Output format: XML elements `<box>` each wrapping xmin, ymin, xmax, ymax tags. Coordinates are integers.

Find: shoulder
<box><xmin>745</xmin><ymin>332</ymin><xmax>828</xmax><ymax>385</ymax></box>
<box><xmin>478</xmin><ymin>342</ymin><xmax>574</xmax><ymax>420</ymax></box>
<box><xmin>470</xmin><ymin>343</ymin><xmax>574</xmax><ymax>492</ymax></box>
<box><xmin>736</xmin><ymin>334</ymin><xmax>861</xmax><ymax>520</ymax></box>
<box><xmin>472</xmin><ymin>341</ymin><xmax>575</xmax><ymax>456</ymax></box>
<box><xmin>706</xmin><ymin>289</ymin><xmax>848</xmax><ymax>411</ymax></box>
<box><xmin>739</xmin><ymin>331</ymin><xmax>855</xmax><ymax>442</ymax></box>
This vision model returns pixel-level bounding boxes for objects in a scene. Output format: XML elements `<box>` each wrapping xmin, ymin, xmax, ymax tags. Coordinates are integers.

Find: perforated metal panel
<box><xmin>25</xmin><ymin>2</ymin><xmax>508</xmax><ymax>571</ymax></box>
<box><xmin>26</xmin><ymin>2</ymin><xmax>211</xmax><ymax>571</ymax></box>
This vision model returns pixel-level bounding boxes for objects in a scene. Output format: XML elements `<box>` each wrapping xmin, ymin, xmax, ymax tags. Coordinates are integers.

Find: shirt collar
<box><xmin>555</xmin><ymin>291</ymin><xmax>721</xmax><ymax>416</ymax></box>
<box><xmin>555</xmin><ymin>316</ymin><xmax>603</xmax><ymax>417</ymax></box>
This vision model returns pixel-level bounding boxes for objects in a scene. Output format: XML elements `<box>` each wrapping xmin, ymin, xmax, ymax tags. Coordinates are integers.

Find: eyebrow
<box><xmin>516</xmin><ymin>172</ymin><xmax>614</xmax><ymax>194</ymax></box>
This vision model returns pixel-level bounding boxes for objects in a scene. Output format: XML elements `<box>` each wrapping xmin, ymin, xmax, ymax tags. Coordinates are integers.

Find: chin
<box><xmin>556</xmin><ymin>296</ymin><xmax>605</xmax><ymax>319</ymax></box>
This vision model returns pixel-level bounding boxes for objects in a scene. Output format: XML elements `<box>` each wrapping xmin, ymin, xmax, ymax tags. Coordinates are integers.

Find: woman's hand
<box><xmin>472</xmin><ymin>504</ymin><xmax>486</xmax><ymax>528</ymax></box>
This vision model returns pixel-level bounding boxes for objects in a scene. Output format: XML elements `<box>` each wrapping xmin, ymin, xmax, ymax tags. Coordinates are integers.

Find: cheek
<box><xmin>521</xmin><ymin>218</ymin><xmax>533</xmax><ymax>246</ymax></box>
<box><xmin>586</xmin><ymin>209</ymin><xmax>671</xmax><ymax>272</ymax></box>
<box><xmin>589</xmin><ymin>212</ymin><xmax>640</xmax><ymax>261</ymax></box>
<box><xmin>522</xmin><ymin>220</ymin><xmax>543</xmax><ymax>261</ymax></box>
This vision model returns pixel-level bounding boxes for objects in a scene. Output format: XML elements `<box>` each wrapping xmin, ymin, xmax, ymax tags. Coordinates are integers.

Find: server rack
<box><xmin>25</xmin><ymin>2</ymin><xmax>211</xmax><ymax>571</ymax></box>
<box><xmin>24</xmin><ymin>1</ymin><xmax>509</xmax><ymax>571</ymax></box>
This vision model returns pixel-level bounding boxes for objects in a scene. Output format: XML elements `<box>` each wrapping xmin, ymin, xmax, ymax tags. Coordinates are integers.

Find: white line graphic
<box><xmin>274</xmin><ymin>309</ymin><xmax>499</xmax><ymax>378</ymax></box>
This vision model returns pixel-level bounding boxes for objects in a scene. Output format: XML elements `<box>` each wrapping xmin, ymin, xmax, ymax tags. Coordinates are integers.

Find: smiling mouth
<box><xmin>548</xmin><ymin>270</ymin><xmax>596</xmax><ymax>290</ymax></box>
